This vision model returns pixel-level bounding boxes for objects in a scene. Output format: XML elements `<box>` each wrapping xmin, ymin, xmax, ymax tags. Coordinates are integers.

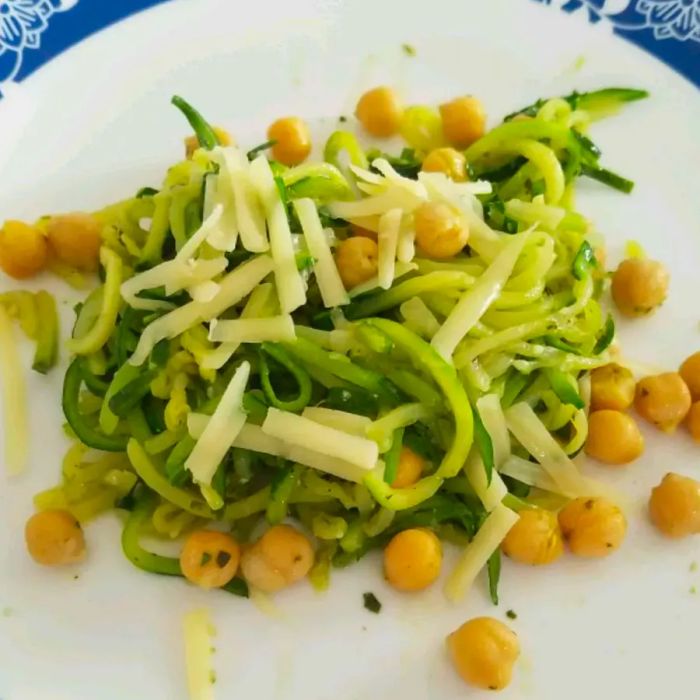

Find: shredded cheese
<box><xmin>377</xmin><ymin>208</ymin><xmax>401</xmax><ymax>290</ymax></box>
<box><xmin>183</xmin><ymin>608</ymin><xmax>216</xmax><ymax>700</ymax></box>
<box><xmin>465</xmin><ymin>452</ymin><xmax>508</xmax><ymax>512</ymax></box>
<box><xmin>186</xmin><ymin>419</ymin><xmax>372</xmax><ymax>483</ymax></box>
<box><xmin>301</xmin><ymin>407</ymin><xmax>372</xmax><ymax>436</ymax></box>
<box><xmin>249</xmin><ymin>155</ymin><xmax>306</xmax><ymax>313</ymax></box>
<box><xmin>431</xmin><ymin>231</ymin><xmax>532</xmax><ymax>360</ymax></box>
<box><xmin>444</xmin><ymin>504</ymin><xmax>519</xmax><ymax>602</ymax></box>
<box><xmin>0</xmin><ymin>305</ymin><xmax>28</xmax><ymax>475</ymax></box>
<box><xmin>293</xmin><ymin>198</ymin><xmax>349</xmax><ymax>308</ymax></box>
<box><xmin>129</xmin><ymin>254</ymin><xmax>273</xmax><ymax>365</ymax></box>
<box><xmin>185</xmin><ymin>361</ymin><xmax>250</xmax><ymax>486</ymax></box>
<box><xmin>262</xmin><ymin>407</ymin><xmax>378</xmax><ymax>471</ymax></box>
<box><xmin>208</xmin><ymin>315</ymin><xmax>296</xmax><ymax>344</ymax></box>
<box><xmin>219</xmin><ymin>147</ymin><xmax>269</xmax><ymax>252</ymax></box>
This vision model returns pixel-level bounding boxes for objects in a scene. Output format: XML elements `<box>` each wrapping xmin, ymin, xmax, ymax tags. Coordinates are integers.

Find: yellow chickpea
<box><xmin>391</xmin><ymin>446</ymin><xmax>425</xmax><ymax>489</ymax></box>
<box><xmin>335</xmin><ymin>236</ymin><xmax>378</xmax><ymax>289</ymax></box>
<box><xmin>46</xmin><ymin>213</ymin><xmax>102</xmax><ymax>272</ymax></box>
<box><xmin>180</xmin><ymin>530</ymin><xmax>241</xmax><ymax>589</ymax></box>
<box><xmin>679</xmin><ymin>351</ymin><xmax>700</xmax><ymax>401</ymax></box>
<box><xmin>585</xmin><ymin>410</ymin><xmax>644</xmax><ymax>465</ymax></box>
<box><xmin>649</xmin><ymin>472</ymin><xmax>700</xmax><ymax>539</ymax></box>
<box><xmin>413</xmin><ymin>201</ymin><xmax>469</xmax><ymax>259</ymax></box>
<box><xmin>590</xmin><ymin>363</ymin><xmax>636</xmax><ymax>411</ymax></box>
<box><xmin>439</xmin><ymin>96</ymin><xmax>487</xmax><ymax>148</ymax></box>
<box><xmin>421</xmin><ymin>147</ymin><xmax>468</xmax><ymax>181</ymax></box>
<box><xmin>686</xmin><ymin>402</ymin><xmax>700</xmax><ymax>442</ymax></box>
<box><xmin>240</xmin><ymin>524</ymin><xmax>314</xmax><ymax>593</ymax></box>
<box><xmin>355</xmin><ymin>86</ymin><xmax>403</xmax><ymax>138</ymax></box>
<box><xmin>634</xmin><ymin>372</ymin><xmax>691</xmax><ymax>433</ymax></box>
<box><xmin>501</xmin><ymin>508</ymin><xmax>563</xmax><ymax>565</ymax></box>
<box><xmin>611</xmin><ymin>258</ymin><xmax>669</xmax><ymax>317</ymax></box>
<box><xmin>185</xmin><ymin>126</ymin><xmax>233</xmax><ymax>158</ymax></box>
<box><xmin>0</xmin><ymin>220</ymin><xmax>49</xmax><ymax>279</ymax></box>
<box><xmin>267</xmin><ymin>117</ymin><xmax>312</xmax><ymax>166</ymax></box>
<box><xmin>384</xmin><ymin>528</ymin><xmax>442</xmax><ymax>592</ymax></box>
<box><xmin>447</xmin><ymin>617</ymin><xmax>520</xmax><ymax>691</ymax></box>
<box><xmin>25</xmin><ymin>509</ymin><xmax>86</xmax><ymax>566</ymax></box>
<box><xmin>558</xmin><ymin>497</ymin><xmax>627</xmax><ymax>558</ymax></box>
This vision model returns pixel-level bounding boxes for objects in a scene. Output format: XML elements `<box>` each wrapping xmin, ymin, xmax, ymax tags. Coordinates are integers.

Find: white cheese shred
<box><xmin>377</xmin><ymin>208</ymin><xmax>401</xmax><ymax>290</ymax></box>
<box><xmin>185</xmin><ymin>361</ymin><xmax>250</xmax><ymax>486</ymax></box>
<box><xmin>249</xmin><ymin>156</ymin><xmax>306</xmax><ymax>313</ymax></box>
<box><xmin>183</xmin><ymin>608</ymin><xmax>216</xmax><ymax>700</ymax></box>
<box><xmin>293</xmin><ymin>198</ymin><xmax>349</xmax><ymax>308</ymax></box>
<box><xmin>444</xmin><ymin>504</ymin><xmax>519</xmax><ymax>602</ymax></box>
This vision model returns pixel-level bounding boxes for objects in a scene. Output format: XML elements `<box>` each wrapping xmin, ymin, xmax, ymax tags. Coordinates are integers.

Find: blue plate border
<box><xmin>0</xmin><ymin>0</ymin><xmax>697</xmax><ymax>100</ymax></box>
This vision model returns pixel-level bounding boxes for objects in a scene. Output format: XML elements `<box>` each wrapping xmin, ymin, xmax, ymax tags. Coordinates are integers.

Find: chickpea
<box><xmin>180</xmin><ymin>530</ymin><xmax>241</xmax><ymax>589</ymax></box>
<box><xmin>25</xmin><ymin>509</ymin><xmax>85</xmax><ymax>566</ymax></box>
<box><xmin>585</xmin><ymin>410</ymin><xmax>644</xmax><ymax>465</ymax></box>
<box><xmin>240</xmin><ymin>524</ymin><xmax>314</xmax><ymax>593</ymax></box>
<box><xmin>267</xmin><ymin>117</ymin><xmax>312</xmax><ymax>166</ymax></box>
<box><xmin>439</xmin><ymin>96</ymin><xmax>487</xmax><ymax>148</ymax></box>
<box><xmin>558</xmin><ymin>497</ymin><xmax>626</xmax><ymax>557</ymax></box>
<box><xmin>649</xmin><ymin>473</ymin><xmax>700</xmax><ymax>539</ymax></box>
<box><xmin>185</xmin><ymin>126</ymin><xmax>232</xmax><ymax>158</ymax></box>
<box><xmin>421</xmin><ymin>147</ymin><xmax>468</xmax><ymax>182</ymax></box>
<box><xmin>501</xmin><ymin>508</ymin><xmax>563</xmax><ymax>565</ymax></box>
<box><xmin>391</xmin><ymin>446</ymin><xmax>425</xmax><ymax>489</ymax></box>
<box><xmin>383</xmin><ymin>528</ymin><xmax>442</xmax><ymax>592</ymax></box>
<box><xmin>679</xmin><ymin>351</ymin><xmax>700</xmax><ymax>401</ymax></box>
<box><xmin>0</xmin><ymin>220</ymin><xmax>49</xmax><ymax>279</ymax></box>
<box><xmin>611</xmin><ymin>258</ymin><xmax>669</xmax><ymax>317</ymax></box>
<box><xmin>590</xmin><ymin>363</ymin><xmax>635</xmax><ymax>411</ymax></box>
<box><xmin>355</xmin><ymin>86</ymin><xmax>403</xmax><ymax>138</ymax></box>
<box><xmin>413</xmin><ymin>201</ymin><xmax>469</xmax><ymax>259</ymax></box>
<box><xmin>634</xmin><ymin>372</ymin><xmax>691</xmax><ymax>433</ymax></box>
<box><xmin>46</xmin><ymin>213</ymin><xmax>102</xmax><ymax>272</ymax></box>
<box><xmin>447</xmin><ymin>617</ymin><xmax>520</xmax><ymax>691</ymax></box>
<box><xmin>686</xmin><ymin>402</ymin><xmax>700</xmax><ymax>442</ymax></box>
<box><xmin>335</xmin><ymin>236</ymin><xmax>378</xmax><ymax>289</ymax></box>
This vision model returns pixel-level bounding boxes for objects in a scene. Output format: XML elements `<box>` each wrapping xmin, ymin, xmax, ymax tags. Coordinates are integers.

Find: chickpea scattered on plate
<box><xmin>25</xmin><ymin>509</ymin><xmax>86</xmax><ymax>566</ymax></box>
<box><xmin>355</xmin><ymin>86</ymin><xmax>403</xmax><ymax>138</ymax></box>
<box><xmin>649</xmin><ymin>473</ymin><xmax>700</xmax><ymax>539</ymax></box>
<box><xmin>241</xmin><ymin>524</ymin><xmax>314</xmax><ymax>593</ymax></box>
<box><xmin>502</xmin><ymin>508</ymin><xmax>563</xmax><ymax>566</ymax></box>
<box><xmin>558</xmin><ymin>497</ymin><xmax>627</xmax><ymax>558</ymax></box>
<box><xmin>267</xmin><ymin>116</ymin><xmax>312</xmax><ymax>166</ymax></box>
<box><xmin>611</xmin><ymin>257</ymin><xmax>669</xmax><ymax>317</ymax></box>
<box><xmin>634</xmin><ymin>372</ymin><xmax>691</xmax><ymax>433</ymax></box>
<box><xmin>384</xmin><ymin>528</ymin><xmax>442</xmax><ymax>592</ymax></box>
<box><xmin>447</xmin><ymin>617</ymin><xmax>520</xmax><ymax>691</ymax></box>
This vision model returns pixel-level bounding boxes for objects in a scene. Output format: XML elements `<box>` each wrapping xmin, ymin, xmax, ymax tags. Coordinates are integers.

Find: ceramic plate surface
<box><xmin>0</xmin><ymin>1</ymin><xmax>698</xmax><ymax>699</ymax></box>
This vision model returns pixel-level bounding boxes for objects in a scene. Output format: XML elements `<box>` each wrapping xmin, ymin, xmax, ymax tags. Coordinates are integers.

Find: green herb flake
<box><xmin>216</xmin><ymin>551</ymin><xmax>232</xmax><ymax>568</ymax></box>
<box><xmin>210</xmin><ymin>670</ymin><xmax>217</xmax><ymax>684</ymax></box>
<box><xmin>363</xmin><ymin>592</ymin><xmax>382</xmax><ymax>614</ymax></box>
<box><xmin>690</xmin><ymin>561</ymin><xmax>698</xmax><ymax>573</ymax></box>
<box><xmin>691</xmin><ymin>586</ymin><xmax>698</xmax><ymax>596</ymax></box>
<box><xmin>402</xmin><ymin>43</ymin><xmax>416</xmax><ymax>57</ymax></box>
<box><xmin>506</xmin><ymin>609</ymin><xmax>518</xmax><ymax>620</ymax></box>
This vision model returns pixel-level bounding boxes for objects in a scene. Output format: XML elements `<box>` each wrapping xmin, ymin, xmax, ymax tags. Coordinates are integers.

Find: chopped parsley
<box><xmin>690</xmin><ymin>561</ymin><xmax>698</xmax><ymax>573</ymax></box>
<box><xmin>506</xmin><ymin>609</ymin><xmax>518</xmax><ymax>620</ymax></box>
<box><xmin>363</xmin><ymin>592</ymin><xmax>382</xmax><ymax>614</ymax></box>
<box><xmin>402</xmin><ymin>43</ymin><xmax>416</xmax><ymax>57</ymax></box>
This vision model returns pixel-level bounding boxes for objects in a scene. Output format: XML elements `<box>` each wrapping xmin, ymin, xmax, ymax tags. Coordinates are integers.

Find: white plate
<box><xmin>1</xmin><ymin>1</ymin><xmax>699</xmax><ymax>698</ymax></box>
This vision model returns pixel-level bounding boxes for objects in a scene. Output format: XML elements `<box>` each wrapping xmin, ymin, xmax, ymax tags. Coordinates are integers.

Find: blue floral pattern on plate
<box><xmin>0</xmin><ymin>0</ymin><xmax>697</xmax><ymax>99</ymax></box>
<box><xmin>533</xmin><ymin>0</ymin><xmax>699</xmax><ymax>85</ymax></box>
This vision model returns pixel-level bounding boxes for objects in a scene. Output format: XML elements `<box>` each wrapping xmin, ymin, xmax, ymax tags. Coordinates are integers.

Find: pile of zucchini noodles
<box><xmin>36</xmin><ymin>88</ymin><xmax>646</xmax><ymax>601</ymax></box>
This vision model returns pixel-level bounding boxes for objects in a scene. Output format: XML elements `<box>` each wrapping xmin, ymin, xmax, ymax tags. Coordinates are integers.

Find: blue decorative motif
<box><xmin>0</xmin><ymin>0</ymin><xmax>697</xmax><ymax>100</ymax></box>
<box><xmin>0</xmin><ymin>0</ymin><xmax>68</xmax><ymax>84</ymax></box>
<box><xmin>533</xmin><ymin>0</ymin><xmax>699</xmax><ymax>86</ymax></box>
